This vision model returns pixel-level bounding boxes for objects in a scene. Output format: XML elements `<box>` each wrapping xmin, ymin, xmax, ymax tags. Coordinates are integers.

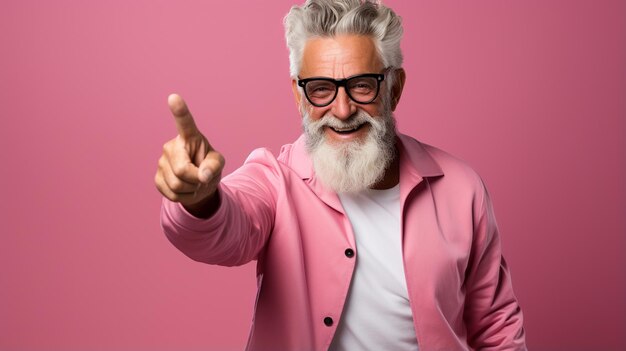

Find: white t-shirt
<box><xmin>330</xmin><ymin>185</ymin><xmax>419</xmax><ymax>351</ymax></box>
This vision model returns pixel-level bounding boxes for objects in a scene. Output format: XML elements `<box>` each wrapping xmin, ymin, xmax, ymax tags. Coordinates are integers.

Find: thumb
<box><xmin>198</xmin><ymin>150</ymin><xmax>225</xmax><ymax>183</ymax></box>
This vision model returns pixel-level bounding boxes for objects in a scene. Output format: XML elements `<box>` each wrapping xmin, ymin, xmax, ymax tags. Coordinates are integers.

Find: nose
<box><xmin>330</xmin><ymin>87</ymin><xmax>357</xmax><ymax>120</ymax></box>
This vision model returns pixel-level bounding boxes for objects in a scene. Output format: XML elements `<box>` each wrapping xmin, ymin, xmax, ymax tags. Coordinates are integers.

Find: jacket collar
<box><xmin>396</xmin><ymin>133</ymin><xmax>444</xmax><ymax>180</ymax></box>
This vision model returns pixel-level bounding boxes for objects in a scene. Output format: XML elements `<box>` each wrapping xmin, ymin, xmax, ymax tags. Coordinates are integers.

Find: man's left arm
<box><xmin>464</xmin><ymin>183</ymin><xmax>527</xmax><ymax>350</ymax></box>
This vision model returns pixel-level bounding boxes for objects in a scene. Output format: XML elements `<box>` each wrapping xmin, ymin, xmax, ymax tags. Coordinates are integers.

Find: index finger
<box><xmin>168</xmin><ymin>93</ymin><xmax>199</xmax><ymax>139</ymax></box>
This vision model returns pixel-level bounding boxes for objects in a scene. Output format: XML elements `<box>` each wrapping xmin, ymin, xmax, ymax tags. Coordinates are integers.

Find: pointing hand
<box><xmin>155</xmin><ymin>94</ymin><xmax>225</xmax><ymax>217</ymax></box>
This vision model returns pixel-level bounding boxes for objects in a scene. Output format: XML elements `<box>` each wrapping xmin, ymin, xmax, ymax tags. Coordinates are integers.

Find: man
<box><xmin>155</xmin><ymin>1</ymin><xmax>527</xmax><ymax>350</ymax></box>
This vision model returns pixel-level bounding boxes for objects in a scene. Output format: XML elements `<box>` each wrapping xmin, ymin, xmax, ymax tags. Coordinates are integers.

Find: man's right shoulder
<box><xmin>224</xmin><ymin>134</ymin><xmax>311</xmax><ymax>182</ymax></box>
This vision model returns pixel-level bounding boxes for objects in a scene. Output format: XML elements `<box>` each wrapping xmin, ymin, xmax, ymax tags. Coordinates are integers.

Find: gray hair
<box><xmin>284</xmin><ymin>0</ymin><xmax>403</xmax><ymax>78</ymax></box>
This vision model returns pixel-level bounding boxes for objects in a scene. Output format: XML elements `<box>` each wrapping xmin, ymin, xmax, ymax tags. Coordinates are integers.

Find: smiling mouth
<box><xmin>329</xmin><ymin>123</ymin><xmax>366</xmax><ymax>135</ymax></box>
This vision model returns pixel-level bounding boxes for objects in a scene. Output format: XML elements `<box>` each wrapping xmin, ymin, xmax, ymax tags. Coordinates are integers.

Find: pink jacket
<box><xmin>161</xmin><ymin>133</ymin><xmax>526</xmax><ymax>351</ymax></box>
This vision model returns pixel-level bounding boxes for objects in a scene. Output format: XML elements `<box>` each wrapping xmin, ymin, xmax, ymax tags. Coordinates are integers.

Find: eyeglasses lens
<box><xmin>305</xmin><ymin>81</ymin><xmax>336</xmax><ymax>106</ymax></box>
<box><xmin>347</xmin><ymin>77</ymin><xmax>378</xmax><ymax>103</ymax></box>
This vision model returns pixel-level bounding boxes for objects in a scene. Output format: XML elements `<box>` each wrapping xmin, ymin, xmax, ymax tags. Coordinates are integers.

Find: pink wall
<box><xmin>1</xmin><ymin>1</ymin><xmax>624</xmax><ymax>350</ymax></box>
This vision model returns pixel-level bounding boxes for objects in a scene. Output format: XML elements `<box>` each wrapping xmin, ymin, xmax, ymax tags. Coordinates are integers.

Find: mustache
<box><xmin>305</xmin><ymin>110</ymin><xmax>377</xmax><ymax>135</ymax></box>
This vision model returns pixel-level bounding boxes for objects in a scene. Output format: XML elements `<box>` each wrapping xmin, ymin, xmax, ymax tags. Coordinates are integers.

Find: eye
<box><xmin>312</xmin><ymin>86</ymin><xmax>331</xmax><ymax>93</ymax></box>
<box><xmin>306</xmin><ymin>81</ymin><xmax>335</xmax><ymax>97</ymax></box>
<box><xmin>355</xmin><ymin>83</ymin><xmax>373</xmax><ymax>89</ymax></box>
<box><xmin>349</xmin><ymin>79</ymin><xmax>376</xmax><ymax>93</ymax></box>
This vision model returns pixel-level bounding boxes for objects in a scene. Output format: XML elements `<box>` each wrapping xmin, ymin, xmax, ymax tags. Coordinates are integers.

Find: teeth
<box><xmin>333</xmin><ymin>126</ymin><xmax>359</xmax><ymax>132</ymax></box>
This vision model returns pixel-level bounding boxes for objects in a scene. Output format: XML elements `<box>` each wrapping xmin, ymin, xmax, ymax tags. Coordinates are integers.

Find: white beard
<box><xmin>302</xmin><ymin>100</ymin><xmax>397</xmax><ymax>193</ymax></box>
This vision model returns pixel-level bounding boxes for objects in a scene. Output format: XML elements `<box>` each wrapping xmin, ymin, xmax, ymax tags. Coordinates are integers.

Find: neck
<box><xmin>370</xmin><ymin>149</ymin><xmax>400</xmax><ymax>190</ymax></box>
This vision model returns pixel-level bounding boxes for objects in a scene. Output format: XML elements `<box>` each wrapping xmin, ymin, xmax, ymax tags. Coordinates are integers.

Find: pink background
<box><xmin>1</xmin><ymin>1</ymin><xmax>624</xmax><ymax>350</ymax></box>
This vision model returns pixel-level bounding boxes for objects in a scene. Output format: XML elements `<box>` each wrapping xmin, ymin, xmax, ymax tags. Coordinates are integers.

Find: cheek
<box><xmin>308</xmin><ymin>107</ymin><xmax>330</xmax><ymax>121</ymax></box>
<box><xmin>362</xmin><ymin>104</ymin><xmax>382</xmax><ymax>117</ymax></box>
<box><xmin>299</xmin><ymin>98</ymin><xmax>327</xmax><ymax>121</ymax></box>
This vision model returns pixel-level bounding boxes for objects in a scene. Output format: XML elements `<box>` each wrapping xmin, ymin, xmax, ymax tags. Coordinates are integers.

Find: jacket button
<box><xmin>323</xmin><ymin>317</ymin><xmax>333</xmax><ymax>326</ymax></box>
<box><xmin>344</xmin><ymin>248</ymin><xmax>354</xmax><ymax>258</ymax></box>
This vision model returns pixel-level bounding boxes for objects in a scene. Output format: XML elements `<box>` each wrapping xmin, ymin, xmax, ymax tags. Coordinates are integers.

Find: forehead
<box><xmin>300</xmin><ymin>35</ymin><xmax>384</xmax><ymax>78</ymax></box>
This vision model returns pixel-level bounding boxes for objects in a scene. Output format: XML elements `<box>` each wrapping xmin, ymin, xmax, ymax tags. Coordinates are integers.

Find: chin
<box><xmin>310</xmin><ymin>125</ymin><xmax>395</xmax><ymax>193</ymax></box>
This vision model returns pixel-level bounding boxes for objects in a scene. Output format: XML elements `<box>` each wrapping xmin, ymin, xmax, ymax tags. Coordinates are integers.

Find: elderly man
<box><xmin>155</xmin><ymin>1</ymin><xmax>526</xmax><ymax>350</ymax></box>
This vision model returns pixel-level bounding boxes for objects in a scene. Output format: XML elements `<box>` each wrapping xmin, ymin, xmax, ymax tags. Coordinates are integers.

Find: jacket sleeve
<box><xmin>160</xmin><ymin>148</ymin><xmax>280</xmax><ymax>267</ymax></box>
<box><xmin>464</xmin><ymin>183</ymin><xmax>527</xmax><ymax>350</ymax></box>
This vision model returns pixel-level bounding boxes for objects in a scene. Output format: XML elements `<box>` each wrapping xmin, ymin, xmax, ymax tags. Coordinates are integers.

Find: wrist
<box><xmin>183</xmin><ymin>191</ymin><xmax>221</xmax><ymax>219</ymax></box>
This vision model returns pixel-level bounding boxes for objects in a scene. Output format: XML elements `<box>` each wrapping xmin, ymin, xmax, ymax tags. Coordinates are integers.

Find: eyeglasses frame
<box><xmin>297</xmin><ymin>72</ymin><xmax>386</xmax><ymax>108</ymax></box>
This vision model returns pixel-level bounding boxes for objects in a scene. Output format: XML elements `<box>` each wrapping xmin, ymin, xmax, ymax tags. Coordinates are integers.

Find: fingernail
<box><xmin>201</xmin><ymin>168</ymin><xmax>212</xmax><ymax>182</ymax></box>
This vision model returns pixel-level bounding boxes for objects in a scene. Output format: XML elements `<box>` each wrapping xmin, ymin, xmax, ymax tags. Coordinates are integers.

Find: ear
<box><xmin>291</xmin><ymin>79</ymin><xmax>302</xmax><ymax>111</ymax></box>
<box><xmin>390</xmin><ymin>68</ymin><xmax>406</xmax><ymax>112</ymax></box>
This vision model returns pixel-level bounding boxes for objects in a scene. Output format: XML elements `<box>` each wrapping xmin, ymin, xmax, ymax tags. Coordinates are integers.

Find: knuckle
<box><xmin>155</xmin><ymin>181</ymin><xmax>163</xmax><ymax>194</ymax></box>
<box><xmin>163</xmin><ymin>138</ymin><xmax>180</xmax><ymax>155</ymax></box>
<box><xmin>168</xmin><ymin>177</ymin><xmax>183</xmax><ymax>191</ymax></box>
<box><xmin>154</xmin><ymin>171</ymin><xmax>161</xmax><ymax>186</ymax></box>
<box><xmin>155</xmin><ymin>179</ymin><xmax>173</xmax><ymax>200</ymax></box>
<box><xmin>168</xmin><ymin>192</ymin><xmax>180</xmax><ymax>202</ymax></box>
<box><xmin>157</xmin><ymin>155</ymin><xmax>166</xmax><ymax>169</ymax></box>
<box><xmin>162</xmin><ymin>140</ymin><xmax>172</xmax><ymax>153</ymax></box>
<box><xmin>172</xmin><ymin>162</ymin><xmax>187</xmax><ymax>177</ymax></box>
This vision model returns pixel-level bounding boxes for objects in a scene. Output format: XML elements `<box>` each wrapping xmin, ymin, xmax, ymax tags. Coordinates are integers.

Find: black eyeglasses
<box><xmin>297</xmin><ymin>72</ymin><xmax>385</xmax><ymax>107</ymax></box>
